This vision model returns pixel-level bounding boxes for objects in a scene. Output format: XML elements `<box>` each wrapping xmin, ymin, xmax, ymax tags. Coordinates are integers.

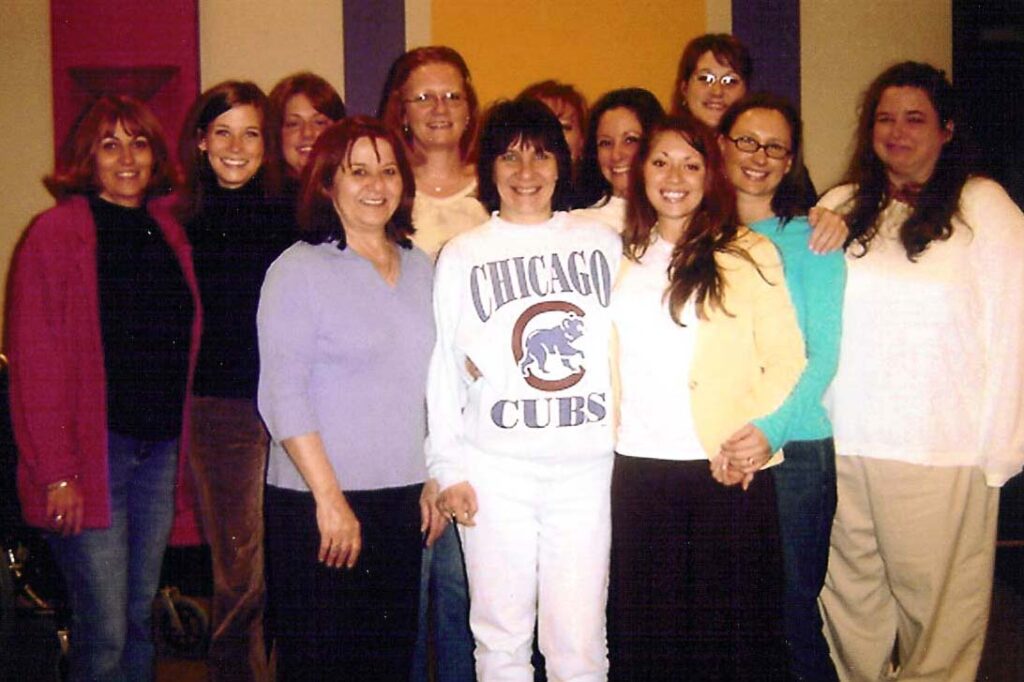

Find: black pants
<box><xmin>264</xmin><ymin>483</ymin><xmax>422</xmax><ymax>681</ymax></box>
<box><xmin>607</xmin><ymin>454</ymin><xmax>787</xmax><ymax>681</ymax></box>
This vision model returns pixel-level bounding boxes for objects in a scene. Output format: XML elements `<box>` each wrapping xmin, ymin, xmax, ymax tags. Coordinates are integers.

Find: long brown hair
<box><xmin>623</xmin><ymin>114</ymin><xmax>753</xmax><ymax>323</ymax></box>
<box><xmin>842</xmin><ymin>61</ymin><xmax>972</xmax><ymax>259</ymax></box>
<box><xmin>176</xmin><ymin>80</ymin><xmax>274</xmax><ymax>222</ymax></box>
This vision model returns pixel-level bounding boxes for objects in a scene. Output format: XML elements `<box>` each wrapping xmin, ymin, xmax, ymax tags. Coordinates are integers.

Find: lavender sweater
<box><xmin>258</xmin><ymin>240</ymin><xmax>435</xmax><ymax>492</ymax></box>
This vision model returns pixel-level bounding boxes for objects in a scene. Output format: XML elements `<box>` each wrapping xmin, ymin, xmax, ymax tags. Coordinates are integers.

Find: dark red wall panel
<box><xmin>51</xmin><ymin>0</ymin><xmax>199</xmax><ymax>166</ymax></box>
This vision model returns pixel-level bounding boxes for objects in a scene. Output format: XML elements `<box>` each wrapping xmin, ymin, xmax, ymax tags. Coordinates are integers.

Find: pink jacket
<box><xmin>6</xmin><ymin>194</ymin><xmax>203</xmax><ymax>545</ymax></box>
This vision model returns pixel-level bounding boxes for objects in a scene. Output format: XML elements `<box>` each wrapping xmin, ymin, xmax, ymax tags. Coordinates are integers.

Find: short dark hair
<box><xmin>670</xmin><ymin>34</ymin><xmax>753</xmax><ymax>116</ymax></box>
<box><xmin>45</xmin><ymin>95</ymin><xmax>177</xmax><ymax>200</ymax></box>
<box><xmin>296</xmin><ymin>116</ymin><xmax>415</xmax><ymax>250</ymax></box>
<box><xmin>719</xmin><ymin>92</ymin><xmax>814</xmax><ymax>223</ymax></box>
<box><xmin>842</xmin><ymin>61</ymin><xmax>972</xmax><ymax>259</ymax></box>
<box><xmin>177</xmin><ymin>80</ymin><xmax>273</xmax><ymax>221</ymax></box>
<box><xmin>378</xmin><ymin>46</ymin><xmax>480</xmax><ymax>163</ymax></box>
<box><xmin>476</xmin><ymin>99</ymin><xmax>574</xmax><ymax>214</ymax></box>
<box><xmin>267</xmin><ymin>72</ymin><xmax>346</xmax><ymax>178</ymax></box>
<box><xmin>575</xmin><ymin>88</ymin><xmax>665</xmax><ymax>208</ymax></box>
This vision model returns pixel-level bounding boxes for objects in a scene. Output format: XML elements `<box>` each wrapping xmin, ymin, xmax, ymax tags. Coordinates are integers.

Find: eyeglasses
<box><xmin>403</xmin><ymin>91</ymin><xmax>466</xmax><ymax>109</ymax></box>
<box><xmin>691</xmin><ymin>72</ymin><xmax>743</xmax><ymax>89</ymax></box>
<box><xmin>725</xmin><ymin>135</ymin><xmax>792</xmax><ymax>160</ymax></box>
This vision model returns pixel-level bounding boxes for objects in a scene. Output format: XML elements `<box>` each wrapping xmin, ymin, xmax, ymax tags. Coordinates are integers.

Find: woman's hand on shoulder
<box><xmin>419</xmin><ymin>478</ymin><xmax>448</xmax><ymax>547</ymax></box>
<box><xmin>807</xmin><ymin>207</ymin><xmax>849</xmax><ymax>254</ymax></box>
<box><xmin>315</xmin><ymin>490</ymin><xmax>361</xmax><ymax>569</ymax></box>
<box><xmin>437</xmin><ymin>481</ymin><xmax>478</xmax><ymax>527</ymax></box>
<box><xmin>45</xmin><ymin>479</ymin><xmax>84</xmax><ymax>537</ymax></box>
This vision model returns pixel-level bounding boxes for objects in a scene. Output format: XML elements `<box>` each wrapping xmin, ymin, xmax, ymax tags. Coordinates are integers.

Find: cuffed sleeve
<box><xmin>257</xmin><ymin>248</ymin><xmax>321</xmax><ymax>442</ymax></box>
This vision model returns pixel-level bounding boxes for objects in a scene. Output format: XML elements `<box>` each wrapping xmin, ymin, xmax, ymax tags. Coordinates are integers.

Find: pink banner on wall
<box><xmin>51</xmin><ymin>0</ymin><xmax>199</xmax><ymax>169</ymax></box>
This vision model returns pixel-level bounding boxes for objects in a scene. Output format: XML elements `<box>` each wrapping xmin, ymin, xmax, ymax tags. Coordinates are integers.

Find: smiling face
<box><xmin>328</xmin><ymin>136</ymin><xmax>403</xmax><ymax>236</ymax></box>
<box><xmin>681</xmin><ymin>51</ymin><xmax>747</xmax><ymax>129</ymax></box>
<box><xmin>401</xmin><ymin>62</ymin><xmax>469</xmax><ymax>153</ymax></box>
<box><xmin>644</xmin><ymin>131</ymin><xmax>706</xmax><ymax>234</ymax></box>
<box><xmin>494</xmin><ymin>140</ymin><xmax>558</xmax><ymax>224</ymax></box>
<box><xmin>720</xmin><ymin>108</ymin><xmax>793</xmax><ymax>202</ymax></box>
<box><xmin>596</xmin><ymin>107</ymin><xmax>643</xmax><ymax>198</ymax></box>
<box><xmin>198</xmin><ymin>104</ymin><xmax>264</xmax><ymax>189</ymax></box>
<box><xmin>872</xmin><ymin>85</ymin><xmax>952</xmax><ymax>187</ymax></box>
<box><xmin>281</xmin><ymin>93</ymin><xmax>333</xmax><ymax>174</ymax></box>
<box><xmin>94</xmin><ymin>120</ymin><xmax>154</xmax><ymax>207</ymax></box>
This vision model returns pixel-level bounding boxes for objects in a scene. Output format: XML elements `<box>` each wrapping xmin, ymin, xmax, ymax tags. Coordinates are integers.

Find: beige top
<box><xmin>411</xmin><ymin>180</ymin><xmax>489</xmax><ymax>260</ymax></box>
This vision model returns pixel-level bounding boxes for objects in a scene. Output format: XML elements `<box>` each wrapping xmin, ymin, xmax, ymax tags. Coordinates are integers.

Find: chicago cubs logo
<box><xmin>512</xmin><ymin>301</ymin><xmax>586</xmax><ymax>391</ymax></box>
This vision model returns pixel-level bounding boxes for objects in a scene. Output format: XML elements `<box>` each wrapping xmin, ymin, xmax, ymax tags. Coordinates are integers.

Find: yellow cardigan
<box><xmin>612</xmin><ymin>228</ymin><xmax>806</xmax><ymax>463</ymax></box>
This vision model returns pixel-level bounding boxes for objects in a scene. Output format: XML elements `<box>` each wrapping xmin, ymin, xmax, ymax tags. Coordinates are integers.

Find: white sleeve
<box><xmin>964</xmin><ymin>179</ymin><xmax>1024</xmax><ymax>486</ymax></box>
<box><xmin>425</xmin><ymin>242</ymin><xmax>474</xmax><ymax>491</ymax></box>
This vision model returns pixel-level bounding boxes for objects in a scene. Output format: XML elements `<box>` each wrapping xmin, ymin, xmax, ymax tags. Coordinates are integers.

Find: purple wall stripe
<box><xmin>732</xmin><ymin>0</ymin><xmax>802</xmax><ymax>111</ymax></box>
<box><xmin>343</xmin><ymin>0</ymin><xmax>407</xmax><ymax>116</ymax></box>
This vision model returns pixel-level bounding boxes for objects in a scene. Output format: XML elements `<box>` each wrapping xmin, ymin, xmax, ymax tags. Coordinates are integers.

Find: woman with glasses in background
<box><xmin>379</xmin><ymin>45</ymin><xmax>483</xmax><ymax>682</ymax></box>
<box><xmin>380</xmin><ymin>45</ymin><xmax>489</xmax><ymax>261</ymax></box>
<box><xmin>671</xmin><ymin>33</ymin><xmax>846</xmax><ymax>253</ymax></box>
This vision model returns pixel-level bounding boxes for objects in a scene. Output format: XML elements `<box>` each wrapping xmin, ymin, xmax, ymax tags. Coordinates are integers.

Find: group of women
<box><xmin>6</xmin><ymin>30</ymin><xmax>1023</xmax><ymax>682</ymax></box>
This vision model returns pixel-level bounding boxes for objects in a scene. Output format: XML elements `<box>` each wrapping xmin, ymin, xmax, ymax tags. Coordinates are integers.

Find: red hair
<box><xmin>297</xmin><ymin>116</ymin><xmax>416</xmax><ymax>249</ymax></box>
<box><xmin>45</xmin><ymin>95</ymin><xmax>177</xmax><ymax>200</ymax></box>
<box><xmin>378</xmin><ymin>46</ymin><xmax>480</xmax><ymax>163</ymax></box>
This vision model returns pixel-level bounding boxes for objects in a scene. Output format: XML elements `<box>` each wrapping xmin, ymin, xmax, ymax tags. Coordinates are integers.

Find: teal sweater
<box><xmin>750</xmin><ymin>216</ymin><xmax>846</xmax><ymax>448</ymax></box>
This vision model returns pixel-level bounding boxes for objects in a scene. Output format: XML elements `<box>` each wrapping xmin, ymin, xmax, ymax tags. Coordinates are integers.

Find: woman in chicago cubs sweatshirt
<box><xmin>427</xmin><ymin>99</ymin><xmax>621</xmax><ymax>681</ymax></box>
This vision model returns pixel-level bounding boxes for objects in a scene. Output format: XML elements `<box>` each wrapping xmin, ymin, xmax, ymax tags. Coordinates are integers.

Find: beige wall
<box><xmin>199</xmin><ymin>0</ymin><xmax>345</xmax><ymax>96</ymax></box>
<box><xmin>802</xmin><ymin>0</ymin><xmax>952</xmax><ymax>191</ymax></box>
<box><xmin>706</xmin><ymin>0</ymin><xmax>732</xmax><ymax>33</ymax></box>
<box><xmin>0</xmin><ymin>1</ymin><xmax>54</xmax><ymax>341</ymax></box>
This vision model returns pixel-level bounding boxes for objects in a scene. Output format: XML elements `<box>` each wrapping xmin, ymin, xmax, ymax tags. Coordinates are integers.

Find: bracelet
<box><xmin>47</xmin><ymin>479</ymin><xmax>73</xmax><ymax>492</ymax></box>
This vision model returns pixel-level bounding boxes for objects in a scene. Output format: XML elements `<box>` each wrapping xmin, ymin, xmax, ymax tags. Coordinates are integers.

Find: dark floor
<box><xmin>4</xmin><ymin>552</ymin><xmax>1024</xmax><ymax>681</ymax></box>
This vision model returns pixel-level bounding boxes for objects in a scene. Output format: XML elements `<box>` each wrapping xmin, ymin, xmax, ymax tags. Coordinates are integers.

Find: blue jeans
<box><xmin>410</xmin><ymin>522</ymin><xmax>475</xmax><ymax>682</ymax></box>
<box><xmin>47</xmin><ymin>431</ymin><xmax>178</xmax><ymax>682</ymax></box>
<box><xmin>771</xmin><ymin>438</ymin><xmax>839</xmax><ymax>682</ymax></box>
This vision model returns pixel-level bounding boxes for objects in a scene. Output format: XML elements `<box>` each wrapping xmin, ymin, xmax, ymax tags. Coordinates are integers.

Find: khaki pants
<box><xmin>820</xmin><ymin>456</ymin><xmax>998</xmax><ymax>682</ymax></box>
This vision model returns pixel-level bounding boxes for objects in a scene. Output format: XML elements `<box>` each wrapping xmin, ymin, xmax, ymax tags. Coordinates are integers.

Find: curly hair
<box><xmin>842</xmin><ymin>61</ymin><xmax>973</xmax><ymax>259</ymax></box>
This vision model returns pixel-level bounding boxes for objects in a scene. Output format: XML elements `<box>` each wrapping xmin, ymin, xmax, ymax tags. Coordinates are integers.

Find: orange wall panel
<box><xmin>432</xmin><ymin>0</ymin><xmax>706</xmax><ymax>110</ymax></box>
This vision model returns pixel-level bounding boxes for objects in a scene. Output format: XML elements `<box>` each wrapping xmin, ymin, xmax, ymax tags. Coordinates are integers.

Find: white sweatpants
<box><xmin>460</xmin><ymin>450</ymin><xmax>613</xmax><ymax>682</ymax></box>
